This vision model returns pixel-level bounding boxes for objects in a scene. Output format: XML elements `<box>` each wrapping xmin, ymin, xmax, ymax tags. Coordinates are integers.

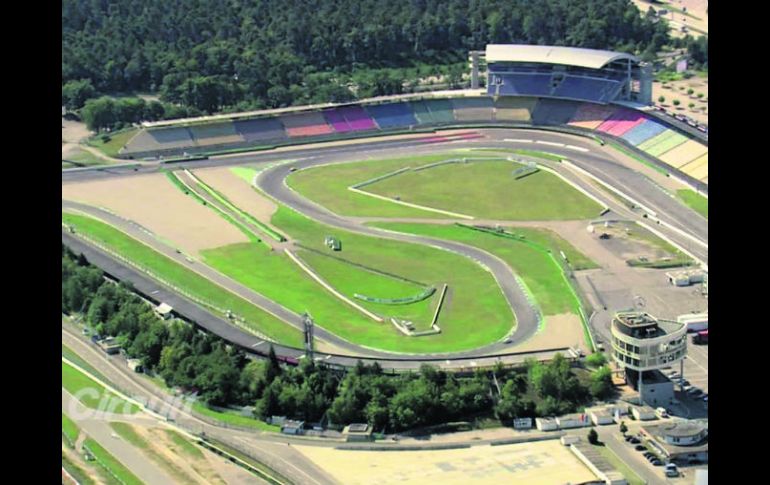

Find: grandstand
<box><xmin>485</xmin><ymin>44</ymin><xmax>652</xmax><ymax>105</ymax></box>
<box><xmin>188</xmin><ymin>121</ymin><xmax>245</xmax><ymax>147</ymax></box>
<box><xmin>531</xmin><ymin>98</ymin><xmax>580</xmax><ymax>126</ymax></box>
<box><xmin>451</xmin><ymin>97</ymin><xmax>495</xmax><ymax>122</ymax></box>
<box><xmin>122</xmin><ymin>126</ymin><xmax>195</xmax><ymax>154</ymax></box>
<box><xmin>494</xmin><ymin>97</ymin><xmax>537</xmax><ymax>123</ymax></box>
<box><xmin>324</xmin><ymin>108</ymin><xmax>353</xmax><ymax>133</ymax></box>
<box><xmin>114</xmin><ymin>43</ymin><xmax>705</xmax><ymax>187</ymax></box>
<box><xmin>366</xmin><ymin>102</ymin><xmax>418</xmax><ymax>129</ymax></box>
<box><xmin>234</xmin><ymin>117</ymin><xmax>288</xmax><ymax>143</ymax></box>
<box><xmin>595</xmin><ymin>109</ymin><xmax>647</xmax><ymax>137</ymax></box>
<box><xmin>620</xmin><ymin>118</ymin><xmax>668</xmax><ymax>145</ymax></box>
<box><xmin>568</xmin><ymin>103</ymin><xmax>617</xmax><ymax>130</ymax></box>
<box><xmin>338</xmin><ymin>106</ymin><xmax>378</xmax><ymax>131</ymax></box>
<box><xmin>421</xmin><ymin>99</ymin><xmax>457</xmax><ymax>124</ymax></box>
<box><xmin>280</xmin><ymin>111</ymin><xmax>334</xmax><ymax>137</ymax></box>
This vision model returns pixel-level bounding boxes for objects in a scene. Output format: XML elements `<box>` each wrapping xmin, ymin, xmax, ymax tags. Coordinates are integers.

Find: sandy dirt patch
<box><xmin>652</xmin><ymin>77</ymin><xmax>708</xmax><ymax>125</ymax></box>
<box><xmin>295</xmin><ymin>439</ymin><xmax>598</xmax><ymax>485</ymax></box>
<box><xmin>514</xmin><ymin>313</ymin><xmax>588</xmax><ymax>354</ymax></box>
<box><xmin>62</xmin><ymin>172</ymin><xmax>248</xmax><ymax>255</ymax></box>
<box><xmin>194</xmin><ymin>166</ymin><xmax>278</xmax><ymax>224</ymax></box>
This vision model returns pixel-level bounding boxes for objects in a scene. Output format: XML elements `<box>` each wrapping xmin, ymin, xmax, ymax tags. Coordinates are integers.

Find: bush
<box><xmin>620</xmin><ymin>421</ymin><xmax>628</xmax><ymax>434</ymax></box>
<box><xmin>588</xmin><ymin>428</ymin><xmax>599</xmax><ymax>444</ymax></box>
<box><xmin>657</xmin><ymin>95</ymin><xmax>665</xmax><ymax>103</ymax></box>
<box><xmin>585</xmin><ymin>353</ymin><xmax>607</xmax><ymax>368</ymax></box>
<box><xmin>688</xmin><ymin>102</ymin><xmax>695</xmax><ymax>109</ymax></box>
<box><xmin>673</xmin><ymin>99</ymin><xmax>681</xmax><ymax>106</ymax></box>
<box><xmin>687</xmin><ymin>88</ymin><xmax>694</xmax><ymax>95</ymax></box>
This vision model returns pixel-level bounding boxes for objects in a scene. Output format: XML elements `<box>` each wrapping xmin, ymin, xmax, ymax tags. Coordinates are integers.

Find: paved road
<box><xmin>62</xmin><ymin>389</ymin><xmax>177</xmax><ymax>485</ymax></box>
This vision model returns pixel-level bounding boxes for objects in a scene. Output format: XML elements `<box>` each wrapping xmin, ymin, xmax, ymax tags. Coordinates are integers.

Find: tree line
<box><xmin>62</xmin><ymin>244</ymin><xmax>614</xmax><ymax>431</ymax></box>
<box><xmin>63</xmin><ymin>0</ymin><xmax>669</xmax><ymax>117</ymax></box>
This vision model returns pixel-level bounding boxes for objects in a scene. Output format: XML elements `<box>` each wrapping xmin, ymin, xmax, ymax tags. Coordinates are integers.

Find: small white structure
<box><xmin>677</xmin><ymin>313</ymin><xmax>708</xmax><ymax>332</ymax></box>
<box><xmin>126</xmin><ymin>359</ymin><xmax>143</xmax><ymax>373</ymax></box>
<box><xmin>535</xmin><ymin>417</ymin><xmax>559</xmax><ymax>431</ymax></box>
<box><xmin>556</xmin><ymin>413</ymin><xmax>592</xmax><ymax>429</ymax></box>
<box><xmin>631</xmin><ymin>406</ymin><xmax>658</xmax><ymax>421</ymax></box>
<box><xmin>666</xmin><ymin>270</ymin><xmax>704</xmax><ymax>287</ymax></box>
<box><xmin>155</xmin><ymin>303</ymin><xmax>173</xmax><ymax>320</ymax></box>
<box><xmin>561</xmin><ymin>435</ymin><xmax>581</xmax><ymax>446</ymax></box>
<box><xmin>589</xmin><ymin>408</ymin><xmax>615</xmax><ymax>426</ymax></box>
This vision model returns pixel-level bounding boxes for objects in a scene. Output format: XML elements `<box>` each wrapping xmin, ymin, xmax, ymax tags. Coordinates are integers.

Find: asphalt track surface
<box><xmin>62</xmin><ymin>128</ymin><xmax>708</xmax><ymax>368</ymax></box>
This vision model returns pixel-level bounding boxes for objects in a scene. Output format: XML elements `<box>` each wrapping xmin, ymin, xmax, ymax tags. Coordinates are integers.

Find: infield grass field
<box><xmin>371</xmin><ymin>222</ymin><xmax>591</xmax><ymax>317</ymax></box>
<box><xmin>677</xmin><ymin>189</ymin><xmax>708</xmax><ymax>218</ymax></box>
<box><xmin>203</xmin><ymin>206</ymin><xmax>514</xmax><ymax>352</ymax></box>
<box><xmin>365</xmin><ymin>159</ymin><xmax>601</xmax><ymax>220</ymax></box>
<box><xmin>286</xmin><ymin>153</ymin><xmax>468</xmax><ymax>218</ymax></box>
<box><xmin>62</xmin><ymin>212</ymin><xmax>304</xmax><ymax>347</ymax></box>
<box><xmin>289</xmin><ymin>152</ymin><xmax>601</xmax><ymax>220</ymax></box>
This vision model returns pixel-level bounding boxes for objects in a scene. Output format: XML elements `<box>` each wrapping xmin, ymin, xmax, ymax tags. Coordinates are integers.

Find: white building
<box><xmin>610</xmin><ymin>312</ymin><xmax>688</xmax><ymax>406</ymax></box>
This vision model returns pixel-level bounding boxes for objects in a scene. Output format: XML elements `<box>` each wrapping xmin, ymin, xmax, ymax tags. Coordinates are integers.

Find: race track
<box><xmin>62</xmin><ymin>127</ymin><xmax>707</xmax><ymax>368</ymax></box>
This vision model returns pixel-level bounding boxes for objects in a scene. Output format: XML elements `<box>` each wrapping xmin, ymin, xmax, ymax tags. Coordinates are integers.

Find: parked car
<box><xmin>635</xmin><ymin>445</ymin><xmax>646</xmax><ymax>451</ymax></box>
<box><xmin>652</xmin><ymin>459</ymin><xmax>663</xmax><ymax>466</ymax></box>
<box><xmin>624</xmin><ymin>435</ymin><xmax>634</xmax><ymax>442</ymax></box>
<box><xmin>679</xmin><ymin>378</ymin><xmax>690</xmax><ymax>386</ymax></box>
<box><xmin>629</xmin><ymin>437</ymin><xmax>641</xmax><ymax>444</ymax></box>
<box><xmin>665</xmin><ymin>464</ymin><xmax>680</xmax><ymax>477</ymax></box>
<box><xmin>688</xmin><ymin>388</ymin><xmax>703</xmax><ymax>397</ymax></box>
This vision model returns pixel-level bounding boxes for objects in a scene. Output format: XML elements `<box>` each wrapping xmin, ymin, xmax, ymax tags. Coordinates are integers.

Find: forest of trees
<box><xmin>63</xmin><ymin>0</ymin><xmax>669</xmax><ymax>116</ymax></box>
<box><xmin>63</xmin><ymin>244</ymin><xmax>614</xmax><ymax>431</ymax></box>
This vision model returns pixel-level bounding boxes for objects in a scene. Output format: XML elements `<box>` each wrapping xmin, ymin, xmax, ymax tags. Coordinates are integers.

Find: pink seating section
<box><xmin>281</xmin><ymin>112</ymin><xmax>335</xmax><ymax>137</ymax></box>
<box><xmin>338</xmin><ymin>106</ymin><xmax>378</xmax><ymax>131</ymax></box>
<box><xmin>596</xmin><ymin>109</ymin><xmax>647</xmax><ymax>137</ymax></box>
<box><xmin>323</xmin><ymin>109</ymin><xmax>352</xmax><ymax>132</ymax></box>
<box><xmin>568</xmin><ymin>103</ymin><xmax>617</xmax><ymax>130</ymax></box>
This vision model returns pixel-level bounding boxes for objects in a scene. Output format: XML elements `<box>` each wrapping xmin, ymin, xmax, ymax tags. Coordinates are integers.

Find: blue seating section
<box><xmin>620</xmin><ymin>119</ymin><xmax>669</xmax><ymax>146</ymax></box>
<box><xmin>488</xmin><ymin>73</ymin><xmax>552</xmax><ymax>96</ymax></box>
<box><xmin>365</xmin><ymin>102</ymin><xmax>418</xmax><ymax>128</ymax></box>
<box><xmin>553</xmin><ymin>76</ymin><xmax>622</xmax><ymax>103</ymax></box>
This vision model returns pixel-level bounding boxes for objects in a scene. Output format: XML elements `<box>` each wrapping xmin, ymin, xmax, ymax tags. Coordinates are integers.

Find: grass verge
<box><xmin>83</xmin><ymin>437</ymin><xmax>145</xmax><ymax>485</ymax></box>
<box><xmin>608</xmin><ymin>141</ymin><xmax>670</xmax><ymax>176</ymax></box>
<box><xmin>86</xmin><ymin>128</ymin><xmax>139</xmax><ymax>158</ymax></box>
<box><xmin>191</xmin><ymin>401</ymin><xmax>279</xmax><ymax>432</ymax></box>
<box><xmin>594</xmin><ymin>444</ymin><xmax>646</xmax><ymax>485</ymax></box>
<box><xmin>676</xmin><ymin>189</ymin><xmax>708</xmax><ymax>218</ymax></box>
<box><xmin>62</xmin><ymin>360</ymin><xmax>141</xmax><ymax>414</ymax></box>
<box><xmin>62</xmin><ymin>412</ymin><xmax>80</xmax><ymax>446</ymax></box>
<box><xmin>109</xmin><ymin>422</ymin><xmax>197</xmax><ymax>484</ymax></box>
<box><xmin>62</xmin><ymin>211</ymin><xmax>303</xmax><ymax>347</ymax></box>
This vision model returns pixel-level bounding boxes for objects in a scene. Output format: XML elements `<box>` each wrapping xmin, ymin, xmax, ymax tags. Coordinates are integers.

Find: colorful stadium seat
<box><xmin>234</xmin><ymin>117</ymin><xmax>288</xmax><ymax>143</ymax></box>
<box><xmin>281</xmin><ymin>112</ymin><xmax>335</xmax><ymax>137</ymax></box>
<box><xmin>365</xmin><ymin>102</ymin><xmax>418</xmax><ymax>129</ymax></box>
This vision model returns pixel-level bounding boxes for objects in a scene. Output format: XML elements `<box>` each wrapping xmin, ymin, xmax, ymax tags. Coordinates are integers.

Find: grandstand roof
<box><xmin>486</xmin><ymin>44</ymin><xmax>639</xmax><ymax>69</ymax></box>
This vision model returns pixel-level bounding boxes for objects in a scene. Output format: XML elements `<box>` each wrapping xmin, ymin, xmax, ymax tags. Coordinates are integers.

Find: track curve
<box><xmin>62</xmin><ymin>127</ymin><xmax>708</xmax><ymax>367</ymax></box>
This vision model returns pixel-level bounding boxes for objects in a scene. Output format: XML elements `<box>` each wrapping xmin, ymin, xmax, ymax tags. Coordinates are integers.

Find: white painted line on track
<box><xmin>503</xmin><ymin>138</ymin><xmax>534</xmax><ymax>143</ymax></box>
<box><xmin>565</xmin><ymin>145</ymin><xmax>590</xmax><ymax>152</ymax></box>
<box><xmin>535</xmin><ymin>140</ymin><xmax>565</xmax><ymax>147</ymax></box>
